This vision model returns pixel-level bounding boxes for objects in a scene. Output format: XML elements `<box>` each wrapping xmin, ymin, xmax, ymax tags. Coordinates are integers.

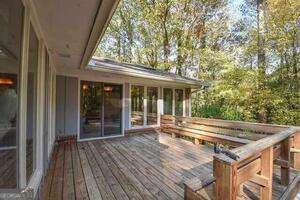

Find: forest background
<box><xmin>96</xmin><ymin>0</ymin><xmax>299</xmax><ymax>125</ymax></box>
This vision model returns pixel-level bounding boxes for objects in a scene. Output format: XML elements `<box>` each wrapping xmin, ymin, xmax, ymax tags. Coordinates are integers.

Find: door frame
<box><xmin>77</xmin><ymin>79</ymin><xmax>125</xmax><ymax>142</ymax></box>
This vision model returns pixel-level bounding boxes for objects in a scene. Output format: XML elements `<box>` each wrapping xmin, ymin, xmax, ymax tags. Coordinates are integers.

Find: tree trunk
<box><xmin>256</xmin><ymin>0</ymin><xmax>268</xmax><ymax>123</ymax></box>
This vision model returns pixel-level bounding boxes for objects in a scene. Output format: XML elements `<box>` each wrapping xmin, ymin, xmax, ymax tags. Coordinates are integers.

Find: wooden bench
<box><xmin>161</xmin><ymin>124</ymin><xmax>251</xmax><ymax>147</ymax></box>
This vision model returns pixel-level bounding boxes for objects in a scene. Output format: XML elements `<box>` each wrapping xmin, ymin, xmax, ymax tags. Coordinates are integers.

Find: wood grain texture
<box><xmin>40</xmin><ymin>132</ymin><xmax>299</xmax><ymax>200</ymax></box>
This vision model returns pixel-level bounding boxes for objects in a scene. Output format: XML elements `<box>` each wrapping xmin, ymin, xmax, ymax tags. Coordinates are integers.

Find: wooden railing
<box><xmin>160</xmin><ymin>115</ymin><xmax>300</xmax><ymax>200</ymax></box>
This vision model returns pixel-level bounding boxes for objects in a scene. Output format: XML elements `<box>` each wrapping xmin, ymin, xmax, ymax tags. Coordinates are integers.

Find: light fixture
<box><xmin>82</xmin><ymin>84</ymin><xmax>88</xmax><ymax>90</ymax></box>
<box><xmin>0</xmin><ymin>77</ymin><xmax>13</xmax><ymax>85</ymax></box>
<box><xmin>104</xmin><ymin>86</ymin><xmax>113</xmax><ymax>92</ymax></box>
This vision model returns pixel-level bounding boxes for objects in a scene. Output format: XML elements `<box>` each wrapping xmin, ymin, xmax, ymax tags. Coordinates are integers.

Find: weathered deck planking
<box><xmin>71</xmin><ymin>142</ymin><xmax>89</xmax><ymax>200</ymax></box>
<box><xmin>77</xmin><ymin>142</ymin><xmax>102</xmax><ymax>200</ymax></box>
<box><xmin>40</xmin><ymin>132</ymin><xmax>299</xmax><ymax>200</ymax></box>
<box><xmin>49</xmin><ymin>141</ymin><xmax>65</xmax><ymax>200</ymax></box>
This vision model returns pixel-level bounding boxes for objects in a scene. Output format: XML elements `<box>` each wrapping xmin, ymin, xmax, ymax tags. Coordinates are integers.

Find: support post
<box><xmin>293</xmin><ymin>132</ymin><xmax>300</xmax><ymax>170</ymax></box>
<box><xmin>280</xmin><ymin>138</ymin><xmax>290</xmax><ymax>185</ymax></box>
<box><xmin>214</xmin><ymin>158</ymin><xmax>238</xmax><ymax>200</ymax></box>
<box><xmin>261</xmin><ymin>147</ymin><xmax>273</xmax><ymax>200</ymax></box>
<box><xmin>172</xmin><ymin>133</ymin><xmax>178</xmax><ymax>138</ymax></box>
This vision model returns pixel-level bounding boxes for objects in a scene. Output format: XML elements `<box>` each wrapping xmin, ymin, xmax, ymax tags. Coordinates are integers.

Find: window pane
<box><xmin>0</xmin><ymin>0</ymin><xmax>23</xmax><ymax>188</ymax></box>
<box><xmin>103</xmin><ymin>83</ymin><xmax>122</xmax><ymax>136</ymax></box>
<box><xmin>80</xmin><ymin>81</ymin><xmax>102</xmax><ymax>139</ymax></box>
<box><xmin>175</xmin><ymin>89</ymin><xmax>183</xmax><ymax>116</ymax></box>
<box><xmin>163</xmin><ymin>88</ymin><xmax>173</xmax><ymax>115</ymax></box>
<box><xmin>27</xmin><ymin>24</ymin><xmax>38</xmax><ymax>183</ymax></box>
<box><xmin>131</xmin><ymin>85</ymin><xmax>144</xmax><ymax>126</ymax></box>
<box><xmin>147</xmin><ymin>87</ymin><xmax>158</xmax><ymax>125</ymax></box>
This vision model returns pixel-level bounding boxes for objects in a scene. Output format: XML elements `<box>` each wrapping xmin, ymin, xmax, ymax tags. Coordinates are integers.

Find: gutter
<box><xmin>88</xmin><ymin>62</ymin><xmax>208</xmax><ymax>88</ymax></box>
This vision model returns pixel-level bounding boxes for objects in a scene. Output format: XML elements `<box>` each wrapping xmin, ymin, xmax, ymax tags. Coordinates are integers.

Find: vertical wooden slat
<box><xmin>214</xmin><ymin>158</ymin><xmax>238</xmax><ymax>200</ymax></box>
<box><xmin>293</xmin><ymin>132</ymin><xmax>300</xmax><ymax>170</ymax></box>
<box><xmin>280</xmin><ymin>138</ymin><xmax>290</xmax><ymax>185</ymax></box>
<box><xmin>194</xmin><ymin>138</ymin><xmax>200</xmax><ymax>145</ymax></box>
<box><xmin>260</xmin><ymin>147</ymin><xmax>273</xmax><ymax>200</ymax></box>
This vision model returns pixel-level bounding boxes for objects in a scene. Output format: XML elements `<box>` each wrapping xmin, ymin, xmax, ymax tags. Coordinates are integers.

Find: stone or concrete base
<box><xmin>0</xmin><ymin>188</ymin><xmax>33</xmax><ymax>200</ymax></box>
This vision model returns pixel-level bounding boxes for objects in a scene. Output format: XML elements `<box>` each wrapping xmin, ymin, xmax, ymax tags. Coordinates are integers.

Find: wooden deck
<box><xmin>41</xmin><ymin>132</ymin><xmax>299</xmax><ymax>200</ymax></box>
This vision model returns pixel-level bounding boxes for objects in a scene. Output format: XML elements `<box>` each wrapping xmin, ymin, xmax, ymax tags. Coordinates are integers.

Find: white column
<box><xmin>157</xmin><ymin>87</ymin><xmax>163</xmax><ymax>125</ymax></box>
<box><xmin>183</xmin><ymin>89</ymin><xmax>186</xmax><ymax>117</ymax></box>
<box><xmin>19</xmin><ymin>7</ymin><xmax>30</xmax><ymax>188</ymax></box>
<box><xmin>143</xmin><ymin>86</ymin><xmax>147</xmax><ymax>126</ymax></box>
<box><xmin>36</xmin><ymin>41</ymin><xmax>46</xmax><ymax>173</ymax></box>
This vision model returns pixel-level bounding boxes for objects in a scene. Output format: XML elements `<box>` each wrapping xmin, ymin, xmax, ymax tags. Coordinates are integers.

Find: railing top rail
<box><xmin>161</xmin><ymin>115</ymin><xmax>288</xmax><ymax>134</ymax></box>
<box><xmin>214</xmin><ymin>126</ymin><xmax>300</xmax><ymax>164</ymax></box>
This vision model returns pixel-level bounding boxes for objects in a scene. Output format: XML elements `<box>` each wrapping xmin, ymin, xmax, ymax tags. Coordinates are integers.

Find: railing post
<box><xmin>280</xmin><ymin>138</ymin><xmax>290</xmax><ymax>185</ymax></box>
<box><xmin>293</xmin><ymin>131</ymin><xmax>300</xmax><ymax>170</ymax></box>
<box><xmin>214</xmin><ymin>158</ymin><xmax>238</xmax><ymax>200</ymax></box>
<box><xmin>261</xmin><ymin>147</ymin><xmax>273</xmax><ymax>200</ymax></box>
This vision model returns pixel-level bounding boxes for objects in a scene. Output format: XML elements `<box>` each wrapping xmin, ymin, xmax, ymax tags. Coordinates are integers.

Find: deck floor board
<box><xmin>40</xmin><ymin>132</ymin><xmax>299</xmax><ymax>200</ymax></box>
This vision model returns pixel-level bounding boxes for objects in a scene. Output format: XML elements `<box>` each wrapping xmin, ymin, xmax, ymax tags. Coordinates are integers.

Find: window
<box><xmin>26</xmin><ymin>24</ymin><xmax>39</xmax><ymax>183</ymax></box>
<box><xmin>163</xmin><ymin>88</ymin><xmax>173</xmax><ymax>115</ymax></box>
<box><xmin>175</xmin><ymin>89</ymin><xmax>183</xmax><ymax>116</ymax></box>
<box><xmin>147</xmin><ymin>87</ymin><xmax>158</xmax><ymax>125</ymax></box>
<box><xmin>131</xmin><ymin>85</ymin><xmax>144</xmax><ymax>126</ymax></box>
<box><xmin>0</xmin><ymin>0</ymin><xmax>23</xmax><ymax>188</ymax></box>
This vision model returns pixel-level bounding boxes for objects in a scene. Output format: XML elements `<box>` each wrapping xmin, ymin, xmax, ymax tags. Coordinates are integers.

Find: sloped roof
<box><xmin>88</xmin><ymin>58</ymin><xmax>207</xmax><ymax>87</ymax></box>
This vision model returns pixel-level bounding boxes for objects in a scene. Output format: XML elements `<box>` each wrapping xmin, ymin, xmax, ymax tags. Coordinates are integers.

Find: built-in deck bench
<box><xmin>160</xmin><ymin>115</ymin><xmax>300</xmax><ymax>200</ymax></box>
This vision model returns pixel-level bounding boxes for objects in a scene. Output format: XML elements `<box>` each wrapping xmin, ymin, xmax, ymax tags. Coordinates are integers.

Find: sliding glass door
<box><xmin>80</xmin><ymin>81</ymin><xmax>122</xmax><ymax>139</ymax></box>
<box><xmin>103</xmin><ymin>83</ymin><xmax>122</xmax><ymax>137</ymax></box>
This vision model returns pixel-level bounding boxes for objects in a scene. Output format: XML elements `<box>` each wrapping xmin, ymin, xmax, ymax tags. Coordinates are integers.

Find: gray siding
<box><xmin>56</xmin><ymin>75</ymin><xmax>78</xmax><ymax>137</ymax></box>
<box><xmin>124</xmin><ymin>83</ymin><xmax>130</xmax><ymax>130</ymax></box>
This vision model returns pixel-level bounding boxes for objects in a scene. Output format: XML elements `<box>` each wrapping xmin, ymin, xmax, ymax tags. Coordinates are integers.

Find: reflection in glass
<box><xmin>131</xmin><ymin>85</ymin><xmax>144</xmax><ymax>127</ymax></box>
<box><xmin>147</xmin><ymin>87</ymin><xmax>158</xmax><ymax>125</ymax></box>
<box><xmin>163</xmin><ymin>88</ymin><xmax>173</xmax><ymax>115</ymax></box>
<box><xmin>27</xmin><ymin>24</ymin><xmax>39</xmax><ymax>183</ymax></box>
<box><xmin>103</xmin><ymin>84</ymin><xmax>122</xmax><ymax>136</ymax></box>
<box><xmin>80</xmin><ymin>81</ymin><xmax>102</xmax><ymax>139</ymax></box>
<box><xmin>0</xmin><ymin>0</ymin><xmax>23</xmax><ymax>188</ymax></box>
<box><xmin>175</xmin><ymin>89</ymin><xmax>183</xmax><ymax>116</ymax></box>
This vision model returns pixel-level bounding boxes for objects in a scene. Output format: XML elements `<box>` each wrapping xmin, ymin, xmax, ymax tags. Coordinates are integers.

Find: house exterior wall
<box><xmin>124</xmin><ymin>83</ymin><xmax>131</xmax><ymax>130</ymax></box>
<box><xmin>56</xmin><ymin>76</ymin><xmax>78</xmax><ymax>137</ymax></box>
<box><xmin>55</xmin><ymin>70</ymin><xmax>193</xmax><ymax>137</ymax></box>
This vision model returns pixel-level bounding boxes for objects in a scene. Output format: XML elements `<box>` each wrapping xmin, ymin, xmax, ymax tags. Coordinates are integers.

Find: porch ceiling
<box><xmin>32</xmin><ymin>0</ymin><xmax>119</xmax><ymax>70</ymax></box>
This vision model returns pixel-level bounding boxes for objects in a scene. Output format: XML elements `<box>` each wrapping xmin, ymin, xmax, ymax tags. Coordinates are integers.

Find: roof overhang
<box><xmin>88</xmin><ymin>58</ymin><xmax>208</xmax><ymax>88</ymax></box>
<box><xmin>30</xmin><ymin>0</ymin><xmax>120</xmax><ymax>70</ymax></box>
<box><xmin>80</xmin><ymin>0</ymin><xmax>120</xmax><ymax>69</ymax></box>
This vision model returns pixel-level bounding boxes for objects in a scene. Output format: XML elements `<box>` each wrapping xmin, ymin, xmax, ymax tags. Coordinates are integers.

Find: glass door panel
<box><xmin>103</xmin><ymin>83</ymin><xmax>122</xmax><ymax>136</ymax></box>
<box><xmin>163</xmin><ymin>88</ymin><xmax>173</xmax><ymax>115</ymax></box>
<box><xmin>175</xmin><ymin>89</ymin><xmax>183</xmax><ymax>116</ymax></box>
<box><xmin>131</xmin><ymin>85</ymin><xmax>144</xmax><ymax>127</ymax></box>
<box><xmin>80</xmin><ymin>81</ymin><xmax>102</xmax><ymax>139</ymax></box>
<box><xmin>147</xmin><ymin>87</ymin><xmax>158</xmax><ymax>125</ymax></box>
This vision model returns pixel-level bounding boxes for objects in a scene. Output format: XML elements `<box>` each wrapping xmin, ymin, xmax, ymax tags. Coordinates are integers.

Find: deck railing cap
<box><xmin>214</xmin><ymin>127</ymin><xmax>300</xmax><ymax>165</ymax></box>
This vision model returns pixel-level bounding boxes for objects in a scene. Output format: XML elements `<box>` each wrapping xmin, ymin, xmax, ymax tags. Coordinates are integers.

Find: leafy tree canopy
<box><xmin>96</xmin><ymin>0</ymin><xmax>299</xmax><ymax>125</ymax></box>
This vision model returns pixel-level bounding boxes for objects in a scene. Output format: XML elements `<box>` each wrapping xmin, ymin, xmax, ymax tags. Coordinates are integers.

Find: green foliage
<box><xmin>98</xmin><ymin>0</ymin><xmax>299</xmax><ymax>126</ymax></box>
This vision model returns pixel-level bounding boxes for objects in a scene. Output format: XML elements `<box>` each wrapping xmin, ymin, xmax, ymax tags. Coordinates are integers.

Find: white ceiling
<box><xmin>32</xmin><ymin>0</ymin><xmax>118</xmax><ymax>69</ymax></box>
